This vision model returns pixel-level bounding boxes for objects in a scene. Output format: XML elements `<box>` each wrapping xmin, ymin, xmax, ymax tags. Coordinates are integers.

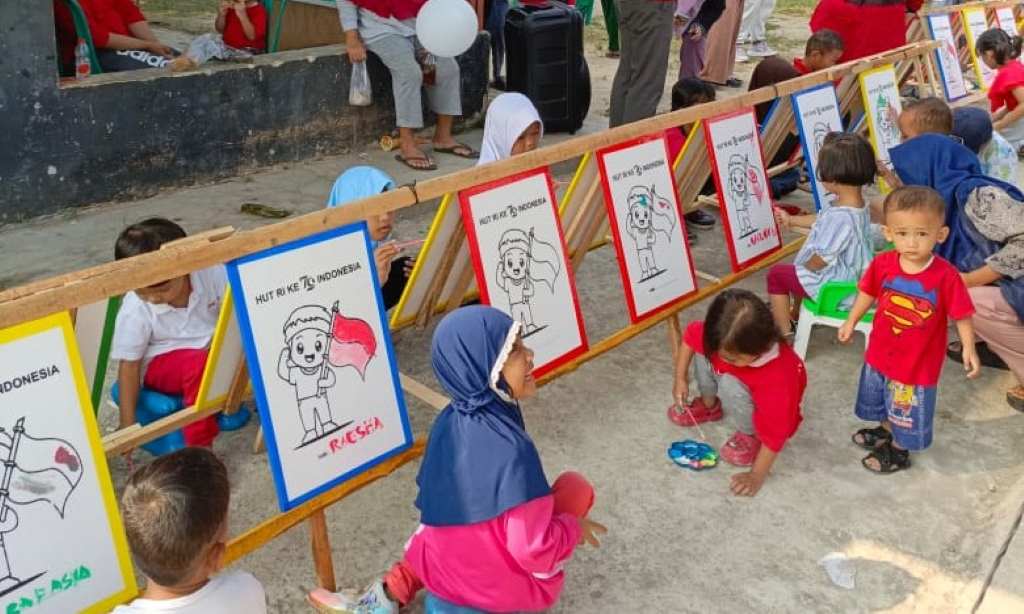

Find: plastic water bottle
<box><xmin>75</xmin><ymin>38</ymin><xmax>91</xmax><ymax>80</ymax></box>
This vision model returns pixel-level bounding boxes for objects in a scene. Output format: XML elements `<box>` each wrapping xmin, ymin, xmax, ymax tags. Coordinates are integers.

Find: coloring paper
<box><xmin>704</xmin><ymin>109</ymin><xmax>783</xmax><ymax>270</ymax></box>
<box><xmin>996</xmin><ymin>6</ymin><xmax>1018</xmax><ymax>37</ymax></box>
<box><xmin>228</xmin><ymin>223</ymin><xmax>412</xmax><ymax>510</ymax></box>
<box><xmin>792</xmin><ymin>84</ymin><xmax>845</xmax><ymax>211</ymax></box>
<box><xmin>194</xmin><ymin>288</ymin><xmax>245</xmax><ymax>411</ymax></box>
<box><xmin>460</xmin><ymin>169</ymin><xmax>587</xmax><ymax>376</ymax></box>
<box><xmin>858</xmin><ymin>64</ymin><xmax>903</xmax><ymax>191</ymax></box>
<box><xmin>963</xmin><ymin>8</ymin><xmax>997</xmax><ymax>89</ymax></box>
<box><xmin>0</xmin><ymin>313</ymin><xmax>135</xmax><ymax>613</ymax></box>
<box><xmin>927</xmin><ymin>13</ymin><xmax>969</xmax><ymax>102</ymax></box>
<box><xmin>596</xmin><ymin>135</ymin><xmax>698</xmax><ymax>322</ymax></box>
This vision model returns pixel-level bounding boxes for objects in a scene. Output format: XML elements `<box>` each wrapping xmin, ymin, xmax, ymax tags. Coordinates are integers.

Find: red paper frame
<box><xmin>458</xmin><ymin>167</ymin><xmax>588</xmax><ymax>377</ymax></box>
<box><xmin>703</xmin><ymin>108</ymin><xmax>783</xmax><ymax>272</ymax></box>
<box><xmin>596</xmin><ymin>134</ymin><xmax>700</xmax><ymax>323</ymax></box>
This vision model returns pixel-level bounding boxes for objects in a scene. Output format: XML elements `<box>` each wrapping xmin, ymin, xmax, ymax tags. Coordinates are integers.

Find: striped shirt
<box><xmin>795</xmin><ymin>205</ymin><xmax>873</xmax><ymax>300</ymax></box>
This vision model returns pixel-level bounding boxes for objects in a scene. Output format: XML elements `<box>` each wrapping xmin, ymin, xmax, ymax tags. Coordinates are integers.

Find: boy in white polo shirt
<box><xmin>110</xmin><ymin>218</ymin><xmax>223</xmax><ymax>447</ymax></box>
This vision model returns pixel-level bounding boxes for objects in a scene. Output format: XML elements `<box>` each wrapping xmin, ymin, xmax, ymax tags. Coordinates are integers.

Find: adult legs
<box><xmin>609</xmin><ymin>0</ymin><xmax>674</xmax><ymax>127</ymax></box>
<box><xmin>425</xmin><ymin>55</ymin><xmax>467</xmax><ymax>153</ymax></box>
<box><xmin>699</xmin><ymin>0</ymin><xmax>745</xmax><ymax>85</ymax></box>
<box><xmin>485</xmin><ymin>0</ymin><xmax>510</xmax><ymax>82</ymax></box>
<box><xmin>970</xmin><ymin>286</ymin><xmax>1024</xmax><ymax>406</ymax></box>
<box><xmin>366</xmin><ymin>35</ymin><xmax>432</xmax><ymax>168</ymax></box>
<box><xmin>678</xmin><ymin>35</ymin><xmax>707</xmax><ymax>81</ymax></box>
<box><xmin>602</xmin><ymin>0</ymin><xmax>620</xmax><ymax>53</ymax></box>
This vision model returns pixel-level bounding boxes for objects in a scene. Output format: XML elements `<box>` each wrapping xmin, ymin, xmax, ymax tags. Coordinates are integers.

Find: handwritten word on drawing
<box><xmin>252</xmin><ymin>262</ymin><xmax>364</xmax><ymax>306</ymax></box>
<box><xmin>714</xmin><ymin>132</ymin><xmax>755</xmax><ymax>152</ymax></box>
<box><xmin>326</xmin><ymin>416</ymin><xmax>384</xmax><ymax>454</ymax></box>
<box><xmin>478</xmin><ymin>198</ymin><xmax>546</xmax><ymax>226</ymax></box>
<box><xmin>611</xmin><ymin>158</ymin><xmax>667</xmax><ymax>183</ymax></box>
<box><xmin>5</xmin><ymin>565</ymin><xmax>91</xmax><ymax>614</ymax></box>
<box><xmin>745</xmin><ymin>226</ymin><xmax>777</xmax><ymax>248</ymax></box>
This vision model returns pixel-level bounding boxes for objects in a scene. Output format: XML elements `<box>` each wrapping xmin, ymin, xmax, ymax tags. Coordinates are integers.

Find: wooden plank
<box><xmin>308</xmin><ymin>510</ymin><xmax>337</xmax><ymax>591</ymax></box>
<box><xmin>398</xmin><ymin>373</ymin><xmax>449</xmax><ymax>411</ymax></box>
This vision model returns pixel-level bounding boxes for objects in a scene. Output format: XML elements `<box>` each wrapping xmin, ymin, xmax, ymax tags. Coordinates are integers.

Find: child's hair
<box><xmin>817</xmin><ymin>132</ymin><xmax>876</xmax><ymax>186</ymax></box>
<box><xmin>805</xmin><ymin>29</ymin><xmax>843</xmax><ymax>57</ymax></box>
<box><xmin>703</xmin><ymin>289</ymin><xmax>782</xmax><ymax>357</ymax></box>
<box><xmin>121</xmin><ymin>447</ymin><xmax>230</xmax><ymax>587</ymax></box>
<box><xmin>671</xmin><ymin>78</ymin><xmax>716</xmax><ymax>111</ymax></box>
<box><xmin>976</xmin><ymin>28</ymin><xmax>1023</xmax><ymax>65</ymax></box>
<box><xmin>882</xmin><ymin>186</ymin><xmax>946</xmax><ymax>220</ymax></box>
<box><xmin>901</xmin><ymin>97</ymin><xmax>953</xmax><ymax>135</ymax></box>
<box><xmin>115</xmin><ymin>217</ymin><xmax>187</xmax><ymax>260</ymax></box>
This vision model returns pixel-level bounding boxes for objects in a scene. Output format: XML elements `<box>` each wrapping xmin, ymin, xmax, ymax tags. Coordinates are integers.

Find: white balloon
<box><xmin>416</xmin><ymin>0</ymin><xmax>478</xmax><ymax>58</ymax></box>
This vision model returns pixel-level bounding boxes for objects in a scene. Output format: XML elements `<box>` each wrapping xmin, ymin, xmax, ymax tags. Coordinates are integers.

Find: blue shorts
<box><xmin>425</xmin><ymin>593</ymin><xmax>489</xmax><ymax>614</ymax></box>
<box><xmin>854</xmin><ymin>363</ymin><xmax>937</xmax><ymax>451</ymax></box>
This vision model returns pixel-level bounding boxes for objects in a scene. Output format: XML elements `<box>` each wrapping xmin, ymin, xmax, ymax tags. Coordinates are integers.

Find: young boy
<box><xmin>749</xmin><ymin>29</ymin><xmax>845</xmax><ymax>124</ymax></box>
<box><xmin>110</xmin><ymin>218</ymin><xmax>223</xmax><ymax>447</ymax></box>
<box><xmin>896</xmin><ymin>97</ymin><xmax>953</xmax><ymax>141</ymax></box>
<box><xmin>839</xmin><ymin>187</ymin><xmax>981</xmax><ymax>474</ymax></box>
<box><xmin>114</xmin><ymin>448</ymin><xmax>266</xmax><ymax>613</ymax></box>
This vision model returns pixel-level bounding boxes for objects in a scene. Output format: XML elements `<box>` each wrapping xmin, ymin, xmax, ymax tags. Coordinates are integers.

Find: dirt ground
<box><xmin>2</xmin><ymin>3</ymin><xmax>1024</xmax><ymax>613</ymax></box>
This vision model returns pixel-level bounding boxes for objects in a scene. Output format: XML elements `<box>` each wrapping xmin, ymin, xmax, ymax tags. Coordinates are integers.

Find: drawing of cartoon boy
<box><xmin>278</xmin><ymin>305</ymin><xmax>339</xmax><ymax>445</ymax></box>
<box><xmin>727</xmin><ymin>154</ymin><xmax>757</xmax><ymax>238</ymax></box>
<box><xmin>625</xmin><ymin>185</ymin><xmax>676</xmax><ymax>279</ymax></box>
<box><xmin>495</xmin><ymin>228</ymin><xmax>560</xmax><ymax>335</ymax></box>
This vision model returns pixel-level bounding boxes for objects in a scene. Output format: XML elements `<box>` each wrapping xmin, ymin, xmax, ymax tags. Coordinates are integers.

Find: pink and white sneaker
<box><xmin>720</xmin><ymin>431</ymin><xmax>761</xmax><ymax>466</ymax></box>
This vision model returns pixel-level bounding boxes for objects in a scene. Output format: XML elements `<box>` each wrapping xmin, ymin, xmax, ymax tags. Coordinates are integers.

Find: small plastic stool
<box><xmin>793</xmin><ymin>281</ymin><xmax>874</xmax><ymax>360</ymax></box>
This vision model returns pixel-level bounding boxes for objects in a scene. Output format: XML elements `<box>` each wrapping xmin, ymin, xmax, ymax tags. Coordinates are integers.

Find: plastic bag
<box><xmin>349</xmin><ymin>61</ymin><xmax>372</xmax><ymax>107</ymax></box>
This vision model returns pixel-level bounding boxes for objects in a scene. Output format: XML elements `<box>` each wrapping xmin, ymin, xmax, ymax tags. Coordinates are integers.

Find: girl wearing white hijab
<box><xmin>478</xmin><ymin>93</ymin><xmax>544</xmax><ymax>165</ymax></box>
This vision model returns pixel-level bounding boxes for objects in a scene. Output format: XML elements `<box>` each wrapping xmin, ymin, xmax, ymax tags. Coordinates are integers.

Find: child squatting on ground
<box><xmin>110</xmin><ymin>218</ymin><xmax>224</xmax><ymax>448</ymax></box>
<box><xmin>669</xmin><ymin>290</ymin><xmax>807</xmax><ymax>497</ymax></box>
<box><xmin>768</xmin><ymin>132</ymin><xmax>877</xmax><ymax>339</ymax></box>
<box><xmin>113</xmin><ymin>448</ymin><xmax>267</xmax><ymax>613</ymax></box>
<box><xmin>309</xmin><ymin>306</ymin><xmax>606</xmax><ymax>613</ymax></box>
<box><xmin>839</xmin><ymin>186</ymin><xmax>981</xmax><ymax>474</ymax></box>
<box><xmin>976</xmin><ymin>28</ymin><xmax>1024</xmax><ymax>154</ymax></box>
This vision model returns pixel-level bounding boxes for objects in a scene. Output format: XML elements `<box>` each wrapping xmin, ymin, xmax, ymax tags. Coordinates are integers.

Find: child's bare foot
<box><xmin>168</xmin><ymin>56</ymin><xmax>197</xmax><ymax>72</ymax></box>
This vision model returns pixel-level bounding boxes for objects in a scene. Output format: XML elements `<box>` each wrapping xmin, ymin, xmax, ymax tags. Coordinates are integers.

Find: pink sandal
<box><xmin>667</xmin><ymin>398</ymin><xmax>724</xmax><ymax>427</ymax></box>
<box><xmin>720</xmin><ymin>431</ymin><xmax>761</xmax><ymax>466</ymax></box>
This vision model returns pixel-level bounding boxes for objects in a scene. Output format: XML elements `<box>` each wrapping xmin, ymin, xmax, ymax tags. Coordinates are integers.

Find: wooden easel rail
<box><xmin>919</xmin><ymin>0</ymin><xmax>1015</xmax><ymax>16</ymax></box>
<box><xmin>0</xmin><ymin>42</ymin><xmax>937</xmax><ymax>330</ymax></box>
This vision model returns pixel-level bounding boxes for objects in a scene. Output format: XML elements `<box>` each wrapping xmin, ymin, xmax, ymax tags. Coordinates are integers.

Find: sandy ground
<box><xmin>3</xmin><ymin>7</ymin><xmax>1024</xmax><ymax>613</ymax></box>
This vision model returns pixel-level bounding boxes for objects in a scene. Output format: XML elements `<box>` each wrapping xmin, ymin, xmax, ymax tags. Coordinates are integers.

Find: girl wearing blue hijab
<box><xmin>886</xmin><ymin>134</ymin><xmax>1024</xmax><ymax>410</ymax></box>
<box><xmin>312</xmin><ymin>307</ymin><xmax>606</xmax><ymax>613</ymax></box>
<box><xmin>326</xmin><ymin>166</ymin><xmax>415</xmax><ymax>310</ymax></box>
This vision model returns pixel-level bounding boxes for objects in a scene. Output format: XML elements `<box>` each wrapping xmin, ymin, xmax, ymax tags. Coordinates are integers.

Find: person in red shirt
<box><xmin>976</xmin><ymin>28</ymin><xmax>1024</xmax><ymax>153</ymax></box>
<box><xmin>169</xmin><ymin>0</ymin><xmax>268</xmax><ymax>71</ymax></box>
<box><xmin>663</xmin><ymin>77</ymin><xmax>717</xmax><ymax>241</ymax></box>
<box><xmin>810</xmin><ymin>0</ymin><xmax>921</xmax><ymax>63</ymax></box>
<box><xmin>839</xmin><ymin>187</ymin><xmax>980</xmax><ymax>474</ymax></box>
<box><xmin>670</xmin><ymin>289</ymin><xmax>807</xmax><ymax>497</ymax></box>
<box><xmin>52</xmin><ymin>0</ymin><xmax>175</xmax><ymax>73</ymax></box>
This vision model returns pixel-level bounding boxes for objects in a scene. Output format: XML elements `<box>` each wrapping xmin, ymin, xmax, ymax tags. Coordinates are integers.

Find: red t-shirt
<box><xmin>859</xmin><ymin>251</ymin><xmax>975</xmax><ymax>386</ymax></box>
<box><xmin>53</xmin><ymin>0</ymin><xmax>146</xmax><ymax>66</ymax></box>
<box><xmin>223</xmin><ymin>3</ymin><xmax>268</xmax><ymax>51</ymax></box>
<box><xmin>664</xmin><ymin>128</ymin><xmax>686</xmax><ymax>166</ymax></box>
<box><xmin>988</xmin><ymin>60</ymin><xmax>1024</xmax><ymax>113</ymax></box>
<box><xmin>792</xmin><ymin>57</ymin><xmax>810</xmax><ymax>75</ymax></box>
<box><xmin>683</xmin><ymin>322</ymin><xmax>806</xmax><ymax>453</ymax></box>
<box><xmin>810</xmin><ymin>0</ymin><xmax>920</xmax><ymax>62</ymax></box>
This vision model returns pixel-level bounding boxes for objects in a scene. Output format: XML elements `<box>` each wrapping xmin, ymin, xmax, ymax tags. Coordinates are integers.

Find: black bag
<box><xmin>504</xmin><ymin>1</ymin><xmax>591</xmax><ymax>134</ymax></box>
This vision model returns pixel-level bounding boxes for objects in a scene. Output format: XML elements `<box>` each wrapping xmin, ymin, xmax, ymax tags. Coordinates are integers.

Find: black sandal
<box><xmin>851</xmin><ymin>425</ymin><xmax>892</xmax><ymax>450</ymax></box>
<box><xmin>862</xmin><ymin>441</ymin><xmax>911</xmax><ymax>474</ymax></box>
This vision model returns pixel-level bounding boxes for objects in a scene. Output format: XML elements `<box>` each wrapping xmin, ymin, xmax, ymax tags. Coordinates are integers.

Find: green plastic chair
<box><xmin>60</xmin><ymin>0</ymin><xmax>103</xmax><ymax>75</ymax></box>
<box><xmin>793</xmin><ymin>281</ymin><xmax>875</xmax><ymax>360</ymax></box>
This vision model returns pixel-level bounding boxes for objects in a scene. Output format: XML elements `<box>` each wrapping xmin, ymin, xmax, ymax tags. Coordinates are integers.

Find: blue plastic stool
<box><xmin>111</xmin><ymin>384</ymin><xmax>252</xmax><ymax>456</ymax></box>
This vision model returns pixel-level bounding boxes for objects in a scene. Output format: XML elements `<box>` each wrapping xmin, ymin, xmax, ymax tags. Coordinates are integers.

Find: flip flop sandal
<box><xmin>851</xmin><ymin>425</ymin><xmax>892</xmax><ymax>450</ymax></box>
<box><xmin>667</xmin><ymin>440</ymin><xmax>719</xmax><ymax>471</ymax></box>
<box><xmin>1006</xmin><ymin>388</ymin><xmax>1024</xmax><ymax>413</ymax></box>
<box><xmin>394</xmin><ymin>153</ymin><xmax>437</xmax><ymax>171</ymax></box>
<box><xmin>433</xmin><ymin>143</ymin><xmax>479</xmax><ymax>159</ymax></box>
<box><xmin>947</xmin><ymin>341</ymin><xmax>1009</xmax><ymax>371</ymax></box>
<box><xmin>861</xmin><ymin>441</ymin><xmax>911</xmax><ymax>474</ymax></box>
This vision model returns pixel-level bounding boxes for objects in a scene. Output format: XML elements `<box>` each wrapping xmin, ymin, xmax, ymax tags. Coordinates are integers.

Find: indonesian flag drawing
<box><xmin>327</xmin><ymin>301</ymin><xmax>378</xmax><ymax>380</ymax></box>
<box><xmin>0</xmin><ymin>419</ymin><xmax>83</xmax><ymax>518</ymax></box>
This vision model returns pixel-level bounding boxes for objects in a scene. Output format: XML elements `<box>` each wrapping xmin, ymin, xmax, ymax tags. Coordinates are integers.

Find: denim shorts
<box><xmin>854</xmin><ymin>363</ymin><xmax>937</xmax><ymax>451</ymax></box>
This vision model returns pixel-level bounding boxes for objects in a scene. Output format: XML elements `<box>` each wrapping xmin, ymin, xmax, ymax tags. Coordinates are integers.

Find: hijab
<box><xmin>326</xmin><ymin>166</ymin><xmax>395</xmax><ymax>248</ymax></box>
<box><xmin>415</xmin><ymin>306</ymin><xmax>551</xmax><ymax>526</ymax></box>
<box><xmin>478</xmin><ymin>93</ymin><xmax>543</xmax><ymax>165</ymax></box>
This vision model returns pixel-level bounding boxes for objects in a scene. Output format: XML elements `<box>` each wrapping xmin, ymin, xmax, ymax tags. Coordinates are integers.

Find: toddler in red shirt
<box><xmin>976</xmin><ymin>28</ymin><xmax>1024</xmax><ymax>153</ymax></box>
<box><xmin>670</xmin><ymin>289</ymin><xmax>807</xmax><ymax>497</ymax></box>
<box><xmin>169</xmin><ymin>0</ymin><xmax>268</xmax><ymax>72</ymax></box>
<box><xmin>839</xmin><ymin>187</ymin><xmax>980</xmax><ymax>475</ymax></box>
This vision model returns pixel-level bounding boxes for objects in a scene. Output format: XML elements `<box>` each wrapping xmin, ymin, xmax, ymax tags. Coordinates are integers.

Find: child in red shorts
<box><xmin>839</xmin><ymin>187</ymin><xmax>980</xmax><ymax>474</ymax></box>
<box><xmin>670</xmin><ymin>289</ymin><xmax>807</xmax><ymax>496</ymax></box>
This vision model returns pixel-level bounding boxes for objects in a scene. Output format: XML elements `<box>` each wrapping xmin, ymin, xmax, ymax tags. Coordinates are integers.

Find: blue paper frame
<box><xmin>926</xmin><ymin>15</ymin><xmax>968</xmax><ymax>103</ymax></box>
<box><xmin>791</xmin><ymin>83</ymin><xmax>844</xmax><ymax>211</ymax></box>
<box><xmin>227</xmin><ymin>222</ymin><xmax>413</xmax><ymax>511</ymax></box>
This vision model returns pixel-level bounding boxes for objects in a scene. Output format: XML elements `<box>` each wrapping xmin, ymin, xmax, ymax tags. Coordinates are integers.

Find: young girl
<box><xmin>478</xmin><ymin>92</ymin><xmax>543</xmax><ymax>165</ymax></box>
<box><xmin>767</xmin><ymin>132</ymin><xmax>877</xmax><ymax>338</ymax></box>
<box><xmin>169</xmin><ymin>0</ymin><xmax>268</xmax><ymax>71</ymax></box>
<box><xmin>669</xmin><ymin>289</ymin><xmax>807</xmax><ymax>497</ymax></box>
<box><xmin>977</xmin><ymin>28</ymin><xmax>1024</xmax><ymax>154</ymax></box>
<box><xmin>311</xmin><ymin>306</ymin><xmax>605</xmax><ymax>613</ymax></box>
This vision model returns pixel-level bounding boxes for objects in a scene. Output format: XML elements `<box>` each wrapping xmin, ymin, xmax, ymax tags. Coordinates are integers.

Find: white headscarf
<box><xmin>477</xmin><ymin>93</ymin><xmax>544</xmax><ymax>166</ymax></box>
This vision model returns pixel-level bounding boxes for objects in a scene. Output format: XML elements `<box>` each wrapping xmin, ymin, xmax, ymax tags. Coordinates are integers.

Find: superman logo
<box><xmin>878</xmin><ymin>277</ymin><xmax>937</xmax><ymax>335</ymax></box>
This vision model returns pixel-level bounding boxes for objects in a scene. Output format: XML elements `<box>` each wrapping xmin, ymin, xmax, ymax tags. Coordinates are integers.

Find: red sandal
<box><xmin>667</xmin><ymin>398</ymin><xmax>723</xmax><ymax>427</ymax></box>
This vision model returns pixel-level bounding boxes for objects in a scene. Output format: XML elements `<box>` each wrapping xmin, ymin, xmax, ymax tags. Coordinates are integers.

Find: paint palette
<box><xmin>667</xmin><ymin>440</ymin><xmax>718</xmax><ymax>471</ymax></box>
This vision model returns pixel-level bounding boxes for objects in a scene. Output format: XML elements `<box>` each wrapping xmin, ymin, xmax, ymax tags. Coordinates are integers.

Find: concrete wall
<box><xmin>0</xmin><ymin>3</ymin><xmax>488</xmax><ymax>222</ymax></box>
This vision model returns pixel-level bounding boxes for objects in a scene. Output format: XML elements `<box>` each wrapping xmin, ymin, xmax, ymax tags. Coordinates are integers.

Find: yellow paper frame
<box><xmin>962</xmin><ymin>8</ymin><xmax>996</xmax><ymax>90</ymax></box>
<box><xmin>858</xmin><ymin>64</ymin><xmax>902</xmax><ymax>193</ymax></box>
<box><xmin>0</xmin><ymin>313</ymin><xmax>137</xmax><ymax>613</ymax></box>
<box><xmin>194</xmin><ymin>288</ymin><xmax>245</xmax><ymax>411</ymax></box>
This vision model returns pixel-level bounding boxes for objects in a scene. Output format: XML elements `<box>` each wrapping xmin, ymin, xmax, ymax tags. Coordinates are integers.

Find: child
<box><xmin>976</xmin><ymin>28</ymin><xmax>1024</xmax><ymax>153</ymax></box>
<box><xmin>310</xmin><ymin>306</ymin><xmax>606</xmax><ymax>612</ymax></box>
<box><xmin>669</xmin><ymin>289</ymin><xmax>807</xmax><ymax>497</ymax></box>
<box><xmin>478</xmin><ymin>92</ymin><xmax>543</xmax><ymax>164</ymax></box>
<box><xmin>895</xmin><ymin>96</ymin><xmax>953</xmax><ymax>141</ymax></box>
<box><xmin>110</xmin><ymin>218</ymin><xmax>223</xmax><ymax>447</ymax></box>
<box><xmin>952</xmin><ymin>106</ymin><xmax>1019</xmax><ymax>184</ymax></box>
<box><xmin>114</xmin><ymin>448</ymin><xmax>267</xmax><ymax>613</ymax></box>
<box><xmin>749</xmin><ymin>29</ymin><xmax>845</xmax><ymax>115</ymax></box>
<box><xmin>838</xmin><ymin>186</ymin><xmax>981</xmax><ymax>474</ymax></box>
<box><xmin>665</xmin><ymin>78</ymin><xmax>717</xmax><ymax>236</ymax></box>
<box><xmin>768</xmin><ymin>132</ymin><xmax>876</xmax><ymax>338</ymax></box>
<box><xmin>169</xmin><ymin>0</ymin><xmax>268</xmax><ymax>71</ymax></box>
